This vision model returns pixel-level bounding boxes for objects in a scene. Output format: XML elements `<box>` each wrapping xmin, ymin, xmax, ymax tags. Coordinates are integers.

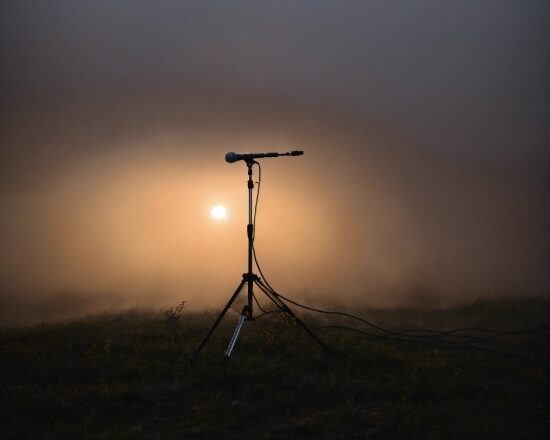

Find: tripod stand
<box><xmin>190</xmin><ymin>157</ymin><xmax>329</xmax><ymax>361</ymax></box>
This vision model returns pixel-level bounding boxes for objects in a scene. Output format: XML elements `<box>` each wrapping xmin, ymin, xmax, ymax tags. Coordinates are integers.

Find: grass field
<box><xmin>1</xmin><ymin>296</ymin><xmax>548</xmax><ymax>439</ymax></box>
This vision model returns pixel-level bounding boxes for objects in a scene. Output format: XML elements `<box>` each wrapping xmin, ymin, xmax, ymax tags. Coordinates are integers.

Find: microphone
<box><xmin>225</xmin><ymin>150</ymin><xmax>303</xmax><ymax>163</ymax></box>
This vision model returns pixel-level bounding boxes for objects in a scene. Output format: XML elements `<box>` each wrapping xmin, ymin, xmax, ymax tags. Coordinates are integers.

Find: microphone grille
<box><xmin>225</xmin><ymin>152</ymin><xmax>238</xmax><ymax>163</ymax></box>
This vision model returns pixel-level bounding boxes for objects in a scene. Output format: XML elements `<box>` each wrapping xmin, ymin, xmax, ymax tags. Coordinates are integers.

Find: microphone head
<box><xmin>290</xmin><ymin>150</ymin><xmax>304</xmax><ymax>156</ymax></box>
<box><xmin>225</xmin><ymin>152</ymin><xmax>239</xmax><ymax>163</ymax></box>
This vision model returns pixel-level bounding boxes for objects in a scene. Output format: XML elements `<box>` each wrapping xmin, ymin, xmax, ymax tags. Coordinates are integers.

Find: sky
<box><xmin>1</xmin><ymin>1</ymin><xmax>549</xmax><ymax>324</ymax></box>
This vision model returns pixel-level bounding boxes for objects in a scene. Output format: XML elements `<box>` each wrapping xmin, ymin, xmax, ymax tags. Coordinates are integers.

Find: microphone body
<box><xmin>225</xmin><ymin>150</ymin><xmax>303</xmax><ymax>163</ymax></box>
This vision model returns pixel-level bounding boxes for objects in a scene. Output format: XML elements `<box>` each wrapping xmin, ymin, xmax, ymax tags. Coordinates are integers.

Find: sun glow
<box><xmin>210</xmin><ymin>204</ymin><xmax>228</xmax><ymax>220</ymax></box>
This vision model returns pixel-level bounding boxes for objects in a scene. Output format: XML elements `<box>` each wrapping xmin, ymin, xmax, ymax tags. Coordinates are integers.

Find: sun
<box><xmin>210</xmin><ymin>204</ymin><xmax>228</xmax><ymax>220</ymax></box>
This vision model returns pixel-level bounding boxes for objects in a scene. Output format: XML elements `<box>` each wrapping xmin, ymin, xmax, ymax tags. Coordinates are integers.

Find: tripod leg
<box><xmin>189</xmin><ymin>279</ymin><xmax>246</xmax><ymax>362</ymax></box>
<box><xmin>255</xmin><ymin>280</ymin><xmax>331</xmax><ymax>354</ymax></box>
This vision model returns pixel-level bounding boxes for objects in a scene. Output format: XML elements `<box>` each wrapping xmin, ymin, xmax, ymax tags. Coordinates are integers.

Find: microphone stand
<box><xmin>190</xmin><ymin>158</ymin><xmax>329</xmax><ymax>361</ymax></box>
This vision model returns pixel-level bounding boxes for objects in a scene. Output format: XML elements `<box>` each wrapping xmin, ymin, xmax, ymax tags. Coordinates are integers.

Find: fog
<box><xmin>1</xmin><ymin>1</ymin><xmax>548</xmax><ymax>325</ymax></box>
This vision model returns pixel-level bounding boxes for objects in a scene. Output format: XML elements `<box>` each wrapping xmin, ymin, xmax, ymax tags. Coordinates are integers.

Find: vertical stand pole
<box><xmin>245</xmin><ymin>160</ymin><xmax>255</xmax><ymax>319</ymax></box>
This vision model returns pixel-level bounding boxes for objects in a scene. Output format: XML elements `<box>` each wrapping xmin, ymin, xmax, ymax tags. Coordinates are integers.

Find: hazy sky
<box><xmin>1</xmin><ymin>1</ymin><xmax>548</xmax><ymax>324</ymax></box>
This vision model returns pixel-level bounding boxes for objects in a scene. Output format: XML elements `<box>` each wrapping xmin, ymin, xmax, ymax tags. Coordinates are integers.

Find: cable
<box><xmin>252</xmin><ymin>160</ymin><xmax>261</xmax><ymax>238</ymax></box>
<box><xmin>251</xmin><ymin>291</ymin><xmax>269</xmax><ymax>314</ymax></box>
<box><xmin>254</xmin><ymin>310</ymin><xmax>286</xmax><ymax>320</ymax></box>
<box><xmin>253</xmin><ymin>317</ymin><xmax>298</xmax><ymax>335</ymax></box>
<box><xmin>314</xmin><ymin>325</ymin><xmax>546</xmax><ymax>367</ymax></box>
<box><xmin>249</xmin><ymin>159</ymin><xmax>548</xmax><ymax>364</ymax></box>
<box><xmin>253</xmin><ymin>242</ymin><xmax>548</xmax><ymax>354</ymax></box>
<box><xmin>255</xmin><ymin>248</ymin><xmax>549</xmax><ymax>342</ymax></box>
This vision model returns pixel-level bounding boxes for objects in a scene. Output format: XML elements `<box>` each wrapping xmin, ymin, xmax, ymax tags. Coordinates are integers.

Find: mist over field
<box><xmin>1</xmin><ymin>1</ymin><xmax>549</xmax><ymax>325</ymax></box>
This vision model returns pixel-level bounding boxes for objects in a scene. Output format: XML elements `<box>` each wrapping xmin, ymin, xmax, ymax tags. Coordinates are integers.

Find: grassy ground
<box><xmin>1</xmin><ymin>297</ymin><xmax>548</xmax><ymax>439</ymax></box>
